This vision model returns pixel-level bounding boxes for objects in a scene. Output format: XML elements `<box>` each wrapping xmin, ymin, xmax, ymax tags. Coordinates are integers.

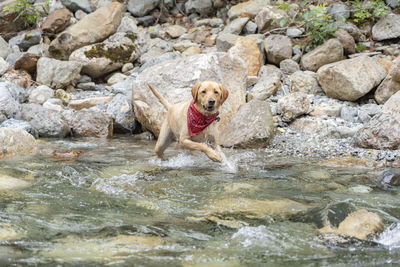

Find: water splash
<box><xmin>220</xmin><ymin>152</ymin><xmax>238</xmax><ymax>173</ymax></box>
<box><xmin>375</xmin><ymin>223</ymin><xmax>400</xmax><ymax>251</ymax></box>
<box><xmin>148</xmin><ymin>153</ymin><xmax>196</xmax><ymax>168</ymax></box>
<box><xmin>90</xmin><ymin>173</ymin><xmax>143</xmax><ymax>197</ymax></box>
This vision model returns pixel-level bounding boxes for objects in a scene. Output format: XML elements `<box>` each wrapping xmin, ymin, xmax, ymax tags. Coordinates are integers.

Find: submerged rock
<box><xmin>0</xmin><ymin>128</ymin><xmax>38</xmax><ymax>159</ymax></box>
<box><xmin>0</xmin><ymin>223</ymin><xmax>25</xmax><ymax>241</ymax></box>
<box><xmin>0</xmin><ymin>175</ymin><xmax>30</xmax><ymax>191</ymax></box>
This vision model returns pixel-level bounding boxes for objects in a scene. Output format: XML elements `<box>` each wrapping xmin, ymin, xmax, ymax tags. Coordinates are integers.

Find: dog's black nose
<box><xmin>208</xmin><ymin>99</ymin><xmax>215</xmax><ymax>106</ymax></box>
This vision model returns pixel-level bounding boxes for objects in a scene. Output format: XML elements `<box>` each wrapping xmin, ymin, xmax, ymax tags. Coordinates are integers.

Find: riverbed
<box><xmin>0</xmin><ymin>136</ymin><xmax>399</xmax><ymax>266</ymax></box>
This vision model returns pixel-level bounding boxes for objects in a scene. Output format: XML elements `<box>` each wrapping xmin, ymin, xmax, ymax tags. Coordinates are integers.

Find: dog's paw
<box><xmin>207</xmin><ymin>150</ymin><xmax>222</xmax><ymax>162</ymax></box>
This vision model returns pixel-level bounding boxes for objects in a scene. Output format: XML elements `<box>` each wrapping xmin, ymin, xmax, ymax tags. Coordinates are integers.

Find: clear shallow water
<box><xmin>0</xmin><ymin>136</ymin><xmax>399</xmax><ymax>266</ymax></box>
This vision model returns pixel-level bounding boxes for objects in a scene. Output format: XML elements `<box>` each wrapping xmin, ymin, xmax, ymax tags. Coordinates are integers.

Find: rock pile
<box><xmin>0</xmin><ymin>0</ymin><xmax>400</xmax><ymax>160</ymax></box>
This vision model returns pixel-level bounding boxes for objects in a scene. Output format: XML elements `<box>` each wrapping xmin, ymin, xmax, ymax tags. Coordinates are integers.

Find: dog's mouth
<box><xmin>203</xmin><ymin>105</ymin><xmax>215</xmax><ymax>113</ymax></box>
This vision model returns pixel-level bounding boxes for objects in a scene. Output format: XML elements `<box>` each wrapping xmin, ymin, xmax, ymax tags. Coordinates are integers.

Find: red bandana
<box><xmin>187</xmin><ymin>101</ymin><xmax>219</xmax><ymax>136</ymax></box>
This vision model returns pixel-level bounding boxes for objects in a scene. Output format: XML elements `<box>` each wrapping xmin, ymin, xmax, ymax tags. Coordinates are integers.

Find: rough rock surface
<box><xmin>220</xmin><ymin>100</ymin><xmax>274</xmax><ymax>148</ymax></box>
<box><xmin>251</xmin><ymin>65</ymin><xmax>282</xmax><ymax>100</ymax></box>
<box><xmin>278</xmin><ymin>92</ymin><xmax>311</xmax><ymax>122</ymax></box>
<box><xmin>0</xmin><ymin>128</ymin><xmax>38</xmax><ymax>159</ymax></box>
<box><xmin>48</xmin><ymin>2</ymin><xmax>124</xmax><ymax>59</ymax></box>
<box><xmin>132</xmin><ymin>52</ymin><xmax>247</xmax><ymax>136</ymax></box>
<box><xmin>228</xmin><ymin>37</ymin><xmax>261</xmax><ymax>76</ymax></box>
<box><xmin>41</xmin><ymin>9</ymin><xmax>71</xmax><ymax>34</ymax></box>
<box><xmin>63</xmin><ymin>109</ymin><xmax>113</xmax><ymax>138</ymax></box>
<box><xmin>227</xmin><ymin>0</ymin><xmax>271</xmax><ymax>19</ymax></box>
<box><xmin>317</xmin><ymin>56</ymin><xmax>386</xmax><ymax>101</ymax></box>
<box><xmin>301</xmin><ymin>39</ymin><xmax>344</xmax><ymax>72</ymax></box>
<box><xmin>36</xmin><ymin>57</ymin><xmax>82</xmax><ymax>89</ymax></box>
<box><xmin>375</xmin><ymin>56</ymin><xmax>400</xmax><ymax>104</ymax></box>
<box><xmin>372</xmin><ymin>13</ymin><xmax>400</xmax><ymax>41</ymax></box>
<box><xmin>264</xmin><ymin>34</ymin><xmax>292</xmax><ymax>65</ymax></box>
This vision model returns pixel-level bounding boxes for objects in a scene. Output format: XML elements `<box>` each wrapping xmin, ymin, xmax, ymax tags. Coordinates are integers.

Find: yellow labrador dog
<box><xmin>148</xmin><ymin>81</ymin><xmax>229</xmax><ymax>162</ymax></box>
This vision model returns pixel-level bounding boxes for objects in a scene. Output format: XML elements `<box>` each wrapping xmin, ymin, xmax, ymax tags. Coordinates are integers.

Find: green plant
<box><xmin>350</xmin><ymin>0</ymin><xmax>388</xmax><ymax>25</ymax></box>
<box><xmin>3</xmin><ymin>0</ymin><xmax>49</xmax><ymax>26</ymax></box>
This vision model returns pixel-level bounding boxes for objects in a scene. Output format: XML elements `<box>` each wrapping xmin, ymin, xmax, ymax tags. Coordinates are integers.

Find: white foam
<box><xmin>375</xmin><ymin>223</ymin><xmax>400</xmax><ymax>250</ymax></box>
<box><xmin>90</xmin><ymin>173</ymin><xmax>142</xmax><ymax>197</ymax></box>
<box><xmin>149</xmin><ymin>153</ymin><xmax>196</xmax><ymax>168</ymax></box>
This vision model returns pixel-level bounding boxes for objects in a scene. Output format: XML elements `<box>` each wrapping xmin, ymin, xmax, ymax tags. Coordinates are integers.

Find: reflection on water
<box><xmin>0</xmin><ymin>136</ymin><xmax>399</xmax><ymax>266</ymax></box>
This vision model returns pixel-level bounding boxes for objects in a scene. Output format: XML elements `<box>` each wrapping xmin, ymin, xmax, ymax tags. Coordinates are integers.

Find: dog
<box><xmin>148</xmin><ymin>81</ymin><xmax>229</xmax><ymax>162</ymax></box>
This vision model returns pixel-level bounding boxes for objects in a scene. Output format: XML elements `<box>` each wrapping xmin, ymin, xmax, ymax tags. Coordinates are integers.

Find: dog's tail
<box><xmin>148</xmin><ymin>84</ymin><xmax>172</xmax><ymax>110</ymax></box>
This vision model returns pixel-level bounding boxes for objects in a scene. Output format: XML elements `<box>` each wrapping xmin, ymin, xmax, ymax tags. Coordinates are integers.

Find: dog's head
<box><xmin>191</xmin><ymin>81</ymin><xmax>229</xmax><ymax>115</ymax></box>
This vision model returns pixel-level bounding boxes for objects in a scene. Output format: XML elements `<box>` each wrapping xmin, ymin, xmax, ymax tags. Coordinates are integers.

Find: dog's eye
<box><xmin>214</xmin><ymin>90</ymin><xmax>219</xmax><ymax>95</ymax></box>
<box><xmin>201</xmin><ymin>90</ymin><xmax>206</xmax><ymax>94</ymax></box>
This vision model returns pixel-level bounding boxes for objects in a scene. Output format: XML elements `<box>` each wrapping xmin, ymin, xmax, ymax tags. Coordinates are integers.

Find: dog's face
<box><xmin>191</xmin><ymin>81</ymin><xmax>229</xmax><ymax>115</ymax></box>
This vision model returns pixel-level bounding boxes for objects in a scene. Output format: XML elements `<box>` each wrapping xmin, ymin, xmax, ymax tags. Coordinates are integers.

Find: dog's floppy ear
<box><xmin>219</xmin><ymin>84</ymin><xmax>229</xmax><ymax>104</ymax></box>
<box><xmin>191</xmin><ymin>83</ymin><xmax>201</xmax><ymax>103</ymax></box>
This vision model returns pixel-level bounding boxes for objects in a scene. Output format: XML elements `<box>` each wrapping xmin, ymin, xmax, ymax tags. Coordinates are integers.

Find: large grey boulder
<box><xmin>220</xmin><ymin>100</ymin><xmax>274</xmax><ymax>148</ymax></box>
<box><xmin>8</xmin><ymin>30</ymin><xmax>41</xmax><ymax>51</ymax></box>
<box><xmin>0</xmin><ymin>128</ymin><xmax>38</xmax><ymax>159</ymax></box>
<box><xmin>375</xmin><ymin>56</ymin><xmax>400</xmax><ymax>104</ymax></box>
<box><xmin>354</xmin><ymin>91</ymin><xmax>400</xmax><ymax>149</ymax></box>
<box><xmin>317</xmin><ymin>56</ymin><xmax>386</xmax><ymax>101</ymax></box>
<box><xmin>20</xmin><ymin>104</ymin><xmax>70</xmax><ymax>138</ymax></box>
<box><xmin>63</xmin><ymin>109</ymin><xmax>113</xmax><ymax>138</ymax></box>
<box><xmin>69</xmin><ymin>41</ymin><xmax>139</xmax><ymax>78</ymax></box>
<box><xmin>132</xmin><ymin>52</ymin><xmax>247</xmax><ymax>136</ymax></box>
<box><xmin>372</xmin><ymin>13</ymin><xmax>400</xmax><ymax>41</ymax></box>
<box><xmin>106</xmin><ymin>94</ymin><xmax>136</xmax><ymax>133</ymax></box>
<box><xmin>36</xmin><ymin>57</ymin><xmax>82</xmax><ymax>89</ymax></box>
<box><xmin>228</xmin><ymin>0</ymin><xmax>270</xmax><ymax>19</ymax></box>
<box><xmin>264</xmin><ymin>34</ymin><xmax>292</xmax><ymax>65</ymax></box>
<box><xmin>278</xmin><ymin>92</ymin><xmax>311</xmax><ymax>122</ymax></box>
<box><xmin>250</xmin><ymin>65</ymin><xmax>282</xmax><ymax>100</ymax></box>
<box><xmin>127</xmin><ymin>0</ymin><xmax>159</xmax><ymax>17</ymax></box>
<box><xmin>0</xmin><ymin>81</ymin><xmax>28</xmax><ymax>119</ymax></box>
<box><xmin>48</xmin><ymin>2</ymin><xmax>125</xmax><ymax>59</ymax></box>
<box><xmin>300</xmin><ymin>39</ymin><xmax>344</xmax><ymax>72</ymax></box>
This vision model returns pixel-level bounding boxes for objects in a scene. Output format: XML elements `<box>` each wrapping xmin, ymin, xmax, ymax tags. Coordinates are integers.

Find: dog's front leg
<box><xmin>179</xmin><ymin>138</ymin><xmax>222</xmax><ymax>162</ymax></box>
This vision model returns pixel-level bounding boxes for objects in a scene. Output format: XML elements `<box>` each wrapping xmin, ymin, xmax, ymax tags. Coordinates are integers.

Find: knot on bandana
<box><xmin>187</xmin><ymin>101</ymin><xmax>219</xmax><ymax>136</ymax></box>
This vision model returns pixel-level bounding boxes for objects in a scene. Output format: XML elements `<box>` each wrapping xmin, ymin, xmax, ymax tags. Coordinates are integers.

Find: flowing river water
<box><xmin>0</xmin><ymin>136</ymin><xmax>399</xmax><ymax>266</ymax></box>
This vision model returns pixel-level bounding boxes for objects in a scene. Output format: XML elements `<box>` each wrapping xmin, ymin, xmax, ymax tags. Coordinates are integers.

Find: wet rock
<box><xmin>41</xmin><ymin>234</ymin><xmax>165</xmax><ymax>263</ymax></box>
<box><xmin>255</xmin><ymin>5</ymin><xmax>288</xmax><ymax>34</ymax></box>
<box><xmin>264</xmin><ymin>34</ymin><xmax>292</xmax><ymax>65</ymax></box>
<box><xmin>216</xmin><ymin>33</ymin><xmax>240</xmax><ymax>52</ymax></box>
<box><xmin>375</xmin><ymin>56</ymin><xmax>400</xmax><ymax>104</ymax></box>
<box><xmin>222</xmin><ymin>17</ymin><xmax>249</xmax><ymax>35</ymax></box>
<box><xmin>41</xmin><ymin>9</ymin><xmax>71</xmax><ymax>34</ymax></box>
<box><xmin>69</xmin><ymin>41</ymin><xmax>139</xmax><ymax>79</ymax></box>
<box><xmin>227</xmin><ymin>0</ymin><xmax>270</xmax><ymax>19</ymax></box>
<box><xmin>220</xmin><ymin>183</ymin><xmax>259</xmax><ymax>194</ymax></box>
<box><xmin>278</xmin><ymin>92</ymin><xmax>311</xmax><ymax>122</ymax></box>
<box><xmin>354</xmin><ymin>91</ymin><xmax>400</xmax><ymax>149</ymax></box>
<box><xmin>228</xmin><ymin>37</ymin><xmax>261</xmax><ymax>76</ymax></box>
<box><xmin>36</xmin><ymin>57</ymin><xmax>82</xmax><ymax>89</ymax></box>
<box><xmin>127</xmin><ymin>0</ymin><xmax>160</xmax><ymax>17</ymax></box>
<box><xmin>20</xmin><ymin>103</ymin><xmax>70</xmax><ymax>138</ymax></box>
<box><xmin>63</xmin><ymin>109</ymin><xmax>113</xmax><ymax>138</ymax></box>
<box><xmin>132</xmin><ymin>52</ymin><xmax>247</xmax><ymax>136</ymax></box>
<box><xmin>220</xmin><ymin>100</ymin><xmax>274</xmax><ymax>148</ymax></box>
<box><xmin>48</xmin><ymin>2</ymin><xmax>124</xmax><ymax>59</ymax></box>
<box><xmin>280</xmin><ymin>59</ymin><xmax>300</xmax><ymax>75</ymax></box>
<box><xmin>327</xmin><ymin>3</ymin><xmax>350</xmax><ymax>21</ymax></box>
<box><xmin>68</xmin><ymin>96</ymin><xmax>113</xmax><ymax>110</ymax></box>
<box><xmin>13</xmin><ymin>53</ymin><xmax>40</xmax><ymax>74</ymax></box>
<box><xmin>301</xmin><ymin>39</ymin><xmax>343</xmax><ymax>72</ymax></box>
<box><xmin>380</xmin><ymin>170</ymin><xmax>400</xmax><ymax>187</ymax></box>
<box><xmin>0</xmin><ymin>223</ymin><xmax>25</xmax><ymax>240</ymax></box>
<box><xmin>193</xmin><ymin>197</ymin><xmax>309</xmax><ymax>228</ymax></box>
<box><xmin>61</xmin><ymin>0</ymin><xmax>91</xmax><ymax>13</ymax></box>
<box><xmin>372</xmin><ymin>13</ymin><xmax>400</xmax><ymax>41</ymax></box>
<box><xmin>289</xmin><ymin>71</ymin><xmax>323</xmax><ymax>95</ymax></box>
<box><xmin>0</xmin><ymin>36</ymin><xmax>12</xmax><ymax>59</ymax></box>
<box><xmin>0</xmin><ymin>119</ymin><xmax>37</xmax><ymax>138</ymax></box>
<box><xmin>250</xmin><ymin>64</ymin><xmax>282</xmax><ymax>100</ymax></box>
<box><xmin>0</xmin><ymin>128</ymin><xmax>38</xmax><ymax>159</ymax></box>
<box><xmin>106</xmin><ymin>94</ymin><xmax>136</xmax><ymax>133</ymax></box>
<box><xmin>319</xmin><ymin>209</ymin><xmax>384</xmax><ymax>240</ymax></box>
<box><xmin>29</xmin><ymin>85</ymin><xmax>54</xmax><ymax>105</ymax></box>
<box><xmin>349</xmin><ymin>185</ymin><xmax>373</xmax><ymax>194</ymax></box>
<box><xmin>8</xmin><ymin>30</ymin><xmax>41</xmax><ymax>51</ymax></box>
<box><xmin>317</xmin><ymin>56</ymin><xmax>386</xmax><ymax>101</ymax></box>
